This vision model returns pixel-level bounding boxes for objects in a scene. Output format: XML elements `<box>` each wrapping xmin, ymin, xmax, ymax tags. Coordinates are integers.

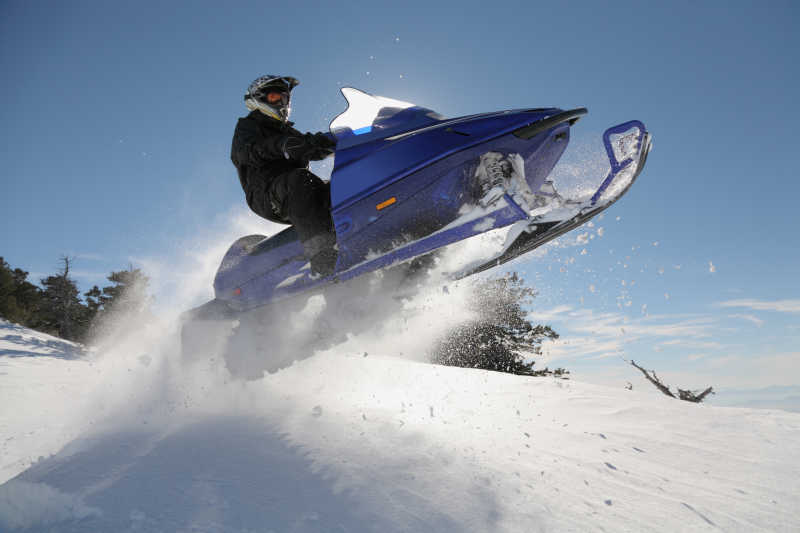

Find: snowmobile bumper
<box><xmin>512</xmin><ymin>108</ymin><xmax>587</xmax><ymax>140</ymax></box>
<box><xmin>455</xmin><ymin>121</ymin><xmax>651</xmax><ymax>277</ymax></box>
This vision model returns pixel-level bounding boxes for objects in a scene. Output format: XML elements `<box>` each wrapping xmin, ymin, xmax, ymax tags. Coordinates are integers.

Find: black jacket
<box><xmin>230</xmin><ymin>111</ymin><xmax>314</xmax><ymax>222</ymax></box>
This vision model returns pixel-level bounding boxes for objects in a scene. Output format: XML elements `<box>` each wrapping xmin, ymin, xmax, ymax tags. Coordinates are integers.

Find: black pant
<box><xmin>267</xmin><ymin>169</ymin><xmax>336</xmax><ymax>259</ymax></box>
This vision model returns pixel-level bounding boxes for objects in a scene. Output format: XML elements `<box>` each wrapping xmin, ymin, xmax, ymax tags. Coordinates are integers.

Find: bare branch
<box><xmin>629</xmin><ymin>360</ymin><xmax>715</xmax><ymax>403</ymax></box>
<box><xmin>630</xmin><ymin>360</ymin><xmax>676</xmax><ymax>398</ymax></box>
<box><xmin>678</xmin><ymin>387</ymin><xmax>715</xmax><ymax>403</ymax></box>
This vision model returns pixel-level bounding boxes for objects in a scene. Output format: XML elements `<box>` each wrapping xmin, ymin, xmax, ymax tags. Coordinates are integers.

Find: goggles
<box><xmin>260</xmin><ymin>89</ymin><xmax>289</xmax><ymax>105</ymax></box>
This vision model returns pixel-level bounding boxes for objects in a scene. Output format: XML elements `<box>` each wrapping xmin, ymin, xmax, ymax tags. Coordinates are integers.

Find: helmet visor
<box><xmin>263</xmin><ymin>90</ymin><xmax>289</xmax><ymax>105</ymax></box>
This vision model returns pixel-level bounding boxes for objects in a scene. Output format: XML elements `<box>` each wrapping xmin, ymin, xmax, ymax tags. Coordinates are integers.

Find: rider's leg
<box><xmin>270</xmin><ymin>169</ymin><xmax>338</xmax><ymax>275</ymax></box>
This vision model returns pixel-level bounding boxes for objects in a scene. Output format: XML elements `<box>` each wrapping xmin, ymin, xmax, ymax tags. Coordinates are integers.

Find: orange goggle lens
<box><xmin>265</xmin><ymin>91</ymin><xmax>287</xmax><ymax>104</ymax></box>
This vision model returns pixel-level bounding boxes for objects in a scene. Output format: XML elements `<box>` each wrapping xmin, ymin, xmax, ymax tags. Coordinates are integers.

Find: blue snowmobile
<box><xmin>181</xmin><ymin>88</ymin><xmax>651</xmax><ymax>374</ymax></box>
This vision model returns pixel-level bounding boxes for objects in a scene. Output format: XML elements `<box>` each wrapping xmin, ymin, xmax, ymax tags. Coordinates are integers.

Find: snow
<box><xmin>0</xmin><ymin>320</ymin><xmax>84</xmax><ymax>360</ymax></box>
<box><xmin>1</xmin><ymin>318</ymin><xmax>799</xmax><ymax>532</ymax></box>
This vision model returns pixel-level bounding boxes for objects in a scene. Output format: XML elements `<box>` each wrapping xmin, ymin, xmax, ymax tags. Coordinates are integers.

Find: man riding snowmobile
<box><xmin>231</xmin><ymin>75</ymin><xmax>338</xmax><ymax>276</ymax></box>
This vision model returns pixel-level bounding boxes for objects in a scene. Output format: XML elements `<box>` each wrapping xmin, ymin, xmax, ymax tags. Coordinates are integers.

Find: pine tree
<box><xmin>38</xmin><ymin>256</ymin><xmax>85</xmax><ymax>341</ymax></box>
<box><xmin>84</xmin><ymin>267</ymin><xmax>152</xmax><ymax>339</ymax></box>
<box><xmin>99</xmin><ymin>268</ymin><xmax>151</xmax><ymax>315</ymax></box>
<box><xmin>431</xmin><ymin>273</ymin><xmax>565</xmax><ymax>376</ymax></box>
<box><xmin>0</xmin><ymin>257</ymin><xmax>43</xmax><ymax>326</ymax></box>
<box><xmin>0</xmin><ymin>257</ymin><xmax>24</xmax><ymax>323</ymax></box>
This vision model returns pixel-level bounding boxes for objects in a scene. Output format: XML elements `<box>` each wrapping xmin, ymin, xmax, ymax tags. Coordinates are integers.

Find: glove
<box><xmin>282</xmin><ymin>132</ymin><xmax>336</xmax><ymax>161</ymax></box>
<box><xmin>309</xmin><ymin>132</ymin><xmax>336</xmax><ymax>159</ymax></box>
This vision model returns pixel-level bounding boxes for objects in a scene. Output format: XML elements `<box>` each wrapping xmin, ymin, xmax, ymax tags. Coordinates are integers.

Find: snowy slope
<box><xmin>1</xmin><ymin>319</ymin><xmax>799</xmax><ymax>532</ymax></box>
<box><xmin>0</xmin><ymin>319</ymin><xmax>84</xmax><ymax>360</ymax></box>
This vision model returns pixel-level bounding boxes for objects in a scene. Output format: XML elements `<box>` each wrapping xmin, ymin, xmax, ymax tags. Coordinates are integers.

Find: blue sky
<box><xmin>2</xmin><ymin>1</ymin><xmax>799</xmax><ymax>402</ymax></box>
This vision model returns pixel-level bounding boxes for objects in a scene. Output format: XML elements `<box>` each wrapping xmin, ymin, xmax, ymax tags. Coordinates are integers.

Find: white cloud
<box><xmin>527</xmin><ymin>305</ymin><xmax>573</xmax><ymax>323</ymax></box>
<box><xmin>727</xmin><ymin>314</ymin><xmax>765</xmax><ymax>327</ymax></box>
<box><xmin>717</xmin><ymin>299</ymin><xmax>800</xmax><ymax>314</ymax></box>
<box><xmin>533</xmin><ymin>306</ymin><xmax>718</xmax><ymax>364</ymax></box>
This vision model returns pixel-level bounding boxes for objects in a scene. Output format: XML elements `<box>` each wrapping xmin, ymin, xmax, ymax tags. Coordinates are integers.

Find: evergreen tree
<box><xmin>0</xmin><ymin>257</ymin><xmax>24</xmax><ymax>323</ymax></box>
<box><xmin>99</xmin><ymin>267</ymin><xmax>151</xmax><ymax>315</ymax></box>
<box><xmin>84</xmin><ymin>267</ymin><xmax>152</xmax><ymax>339</ymax></box>
<box><xmin>0</xmin><ymin>257</ymin><xmax>43</xmax><ymax>327</ymax></box>
<box><xmin>432</xmin><ymin>273</ymin><xmax>565</xmax><ymax>377</ymax></box>
<box><xmin>84</xmin><ymin>285</ymin><xmax>103</xmax><ymax>315</ymax></box>
<box><xmin>1</xmin><ymin>256</ymin><xmax>153</xmax><ymax>343</ymax></box>
<box><xmin>38</xmin><ymin>256</ymin><xmax>85</xmax><ymax>341</ymax></box>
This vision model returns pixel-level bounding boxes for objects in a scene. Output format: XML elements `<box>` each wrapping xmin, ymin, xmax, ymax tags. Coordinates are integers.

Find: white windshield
<box><xmin>330</xmin><ymin>88</ymin><xmax>416</xmax><ymax>136</ymax></box>
<box><xmin>329</xmin><ymin>88</ymin><xmax>444</xmax><ymax>148</ymax></box>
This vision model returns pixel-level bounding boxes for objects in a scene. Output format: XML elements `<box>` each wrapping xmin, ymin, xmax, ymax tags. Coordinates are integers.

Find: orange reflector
<box><xmin>233</xmin><ymin>288</ymin><xmax>242</xmax><ymax>296</ymax></box>
<box><xmin>376</xmin><ymin>197</ymin><xmax>397</xmax><ymax>210</ymax></box>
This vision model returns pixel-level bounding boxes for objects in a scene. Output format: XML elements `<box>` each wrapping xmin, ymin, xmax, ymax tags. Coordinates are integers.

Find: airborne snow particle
<box><xmin>709</xmin><ymin>261</ymin><xmax>716</xmax><ymax>273</ymax></box>
<box><xmin>597</xmin><ymin>227</ymin><xmax>605</xmax><ymax>237</ymax></box>
<box><xmin>580</xmin><ymin>249</ymin><xmax>587</xmax><ymax>256</ymax></box>
<box><xmin>589</xmin><ymin>284</ymin><xmax>596</xmax><ymax>293</ymax></box>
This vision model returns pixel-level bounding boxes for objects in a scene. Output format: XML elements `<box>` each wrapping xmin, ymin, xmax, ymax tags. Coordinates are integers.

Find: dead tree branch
<box><xmin>628</xmin><ymin>360</ymin><xmax>714</xmax><ymax>403</ymax></box>
<box><xmin>630</xmin><ymin>359</ymin><xmax>675</xmax><ymax>398</ymax></box>
<box><xmin>678</xmin><ymin>387</ymin><xmax>715</xmax><ymax>403</ymax></box>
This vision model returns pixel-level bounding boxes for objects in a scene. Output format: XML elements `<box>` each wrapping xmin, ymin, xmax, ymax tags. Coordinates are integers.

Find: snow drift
<box><xmin>2</xmin><ymin>313</ymin><xmax>799</xmax><ymax>532</ymax></box>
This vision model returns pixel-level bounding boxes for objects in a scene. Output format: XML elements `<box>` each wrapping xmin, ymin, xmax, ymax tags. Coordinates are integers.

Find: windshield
<box><xmin>329</xmin><ymin>88</ymin><xmax>444</xmax><ymax>147</ymax></box>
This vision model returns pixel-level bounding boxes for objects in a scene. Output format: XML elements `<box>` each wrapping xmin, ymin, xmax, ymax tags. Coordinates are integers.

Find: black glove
<box><xmin>282</xmin><ymin>132</ymin><xmax>336</xmax><ymax>161</ymax></box>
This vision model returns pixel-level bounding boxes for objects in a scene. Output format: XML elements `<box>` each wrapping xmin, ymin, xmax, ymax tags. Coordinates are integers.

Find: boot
<box><xmin>310</xmin><ymin>246</ymin><xmax>338</xmax><ymax>277</ymax></box>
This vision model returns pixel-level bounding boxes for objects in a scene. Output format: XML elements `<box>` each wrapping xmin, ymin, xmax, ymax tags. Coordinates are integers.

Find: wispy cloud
<box><xmin>532</xmin><ymin>306</ymin><xmax>719</xmax><ymax>363</ymax></box>
<box><xmin>727</xmin><ymin>314</ymin><xmax>765</xmax><ymax>327</ymax></box>
<box><xmin>717</xmin><ymin>299</ymin><xmax>800</xmax><ymax>314</ymax></box>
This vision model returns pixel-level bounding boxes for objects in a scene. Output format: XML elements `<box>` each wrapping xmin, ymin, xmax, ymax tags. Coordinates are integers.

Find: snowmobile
<box><xmin>181</xmin><ymin>88</ymin><xmax>651</xmax><ymax>373</ymax></box>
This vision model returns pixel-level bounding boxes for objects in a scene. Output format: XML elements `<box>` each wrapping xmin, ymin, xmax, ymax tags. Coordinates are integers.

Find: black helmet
<box><xmin>244</xmin><ymin>75</ymin><xmax>299</xmax><ymax>122</ymax></box>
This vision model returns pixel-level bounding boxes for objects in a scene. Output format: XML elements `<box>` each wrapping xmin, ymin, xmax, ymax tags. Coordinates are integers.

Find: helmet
<box><xmin>244</xmin><ymin>75</ymin><xmax>299</xmax><ymax>122</ymax></box>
